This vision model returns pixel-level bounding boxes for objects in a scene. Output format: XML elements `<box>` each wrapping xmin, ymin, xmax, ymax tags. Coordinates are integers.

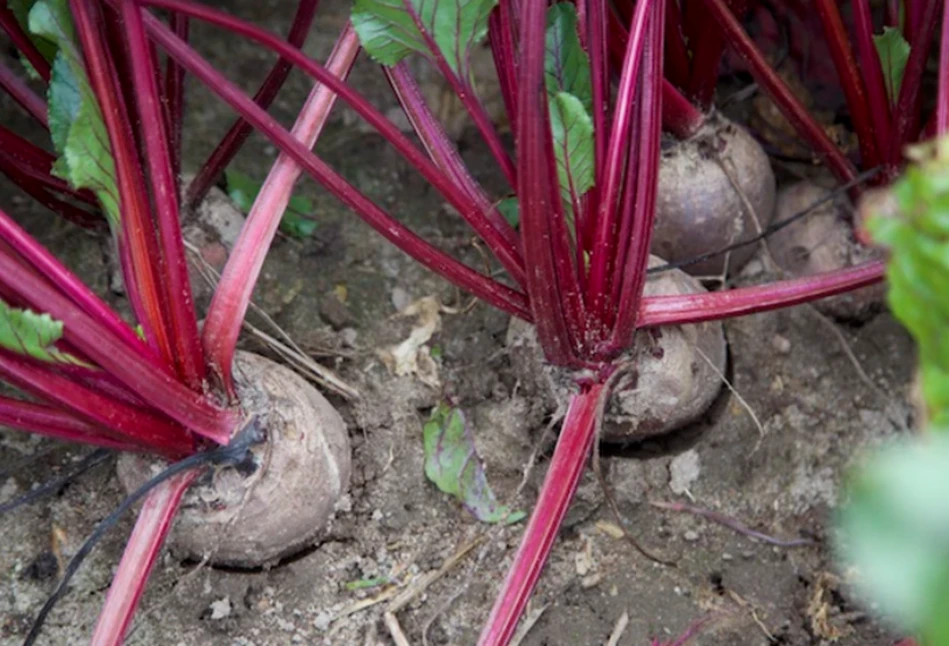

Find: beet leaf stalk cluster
<box><xmin>5</xmin><ymin>0</ymin><xmax>942</xmax><ymax>643</ymax></box>
<box><xmin>0</xmin><ymin>0</ymin><xmax>357</xmax><ymax>642</ymax></box>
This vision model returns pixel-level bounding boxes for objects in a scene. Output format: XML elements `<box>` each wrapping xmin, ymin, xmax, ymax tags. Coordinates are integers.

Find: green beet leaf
<box><xmin>545</xmin><ymin>4</ymin><xmax>595</xmax><ymax>224</ymax></box>
<box><xmin>351</xmin><ymin>0</ymin><xmax>496</xmax><ymax>81</ymax></box>
<box><xmin>873</xmin><ymin>26</ymin><xmax>911</xmax><ymax>105</ymax></box>
<box><xmin>0</xmin><ymin>300</ymin><xmax>89</xmax><ymax>366</ymax></box>
<box><xmin>8</xmin><ymin>0</ymin><xmax>58</xmax><ymax>67</ymax></box>
<box><xmin>544</xmin><ymin>3</ymin><xmax>592</xmax><ymax>113</ymax></box>
<box><xmin>496</xmin><ymin>196</ymin><xmax>519</xmax><ymax>228</ymax></box>
<box><xmin>29</xmin><ymin>0</ymin><xmax>120</xmax><ymax>225</ymax></box>
<box><xmin>549</xmin><ymin>92</ymin><xmax>594</xmax><ymax>221</ymax></box>
<box><xmin>224</xmin><ymin>169</ymin><xmax>318</xmax><ymax>240</ymax></box>
<box><xmin>423</xmin><ymin>402</ymin><xmax>525</xmax><ymax>524</ymax></box>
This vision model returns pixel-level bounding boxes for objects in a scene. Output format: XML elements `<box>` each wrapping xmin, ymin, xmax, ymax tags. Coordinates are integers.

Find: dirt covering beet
<box><xmin>0</xmin><ymin>1</ymin><xmax>917</xmax><ymax>644</ymax></box>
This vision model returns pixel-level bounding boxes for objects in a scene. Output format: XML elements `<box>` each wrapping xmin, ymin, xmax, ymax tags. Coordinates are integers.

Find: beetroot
<box><xmin>652</xmin><ymin>113</ymin><xmax>776</xmax><ymax>278</ymax></box>
<box><xmin>118</xmin><ymin>352</ymin><xmax>350</xmax><ymax>567</ymax></box>
<box><xmin>767</xmin><ymin>181</ymin><xmax>885</xmax><ymax>320</ymax></box>
<box><xmin>507</xmin><ymin>257</ymin><xmax>727</xmax><ymax>443</ymax></box>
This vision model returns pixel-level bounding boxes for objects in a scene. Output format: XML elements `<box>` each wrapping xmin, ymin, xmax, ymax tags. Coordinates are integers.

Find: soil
<box><xmin>0</xmin><ymin>1</ymin><xmax>917</xmax><ymax>645</ymax></box>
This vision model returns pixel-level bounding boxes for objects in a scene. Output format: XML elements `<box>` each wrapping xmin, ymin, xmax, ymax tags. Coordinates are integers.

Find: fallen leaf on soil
<box><xmin>574</xmin><ymin>536</ymin><xmax>596</xmax><ymax>576</ymax></box>
<box><xmin>807</xmin><ymin>572</ymin><xmax>853</xmax><ymax>641</ymax></box>
<box><xmin>422</xmin><ymin>402</ymin><xmax>526</xmax><ymax>524</ymax></box>
<box><xmin>378</xmin><ymin>296</ymin><xmax>442</xmax><ymax>388</ymax></box>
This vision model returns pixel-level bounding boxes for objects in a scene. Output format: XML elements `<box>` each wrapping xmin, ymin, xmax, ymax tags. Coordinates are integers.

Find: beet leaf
<box><xmin>496</xmin><ymin>196</ymin><xmax>519</xmax><ymax>228</ymax></box>
<box><xmin>0</xmin><ymin>301</ymin><xmax>88</xmax><ymax>365</ymax></box>
<box><xmin>351</xmin><ymin>0</ymin><xmax>496</xmax><ymax>80</ymax></box>
<box><xmin>29</xmin><ymin>0</ymin><xmax>119</xmax><ymax>224</ymax></box>
<box><xmin>423</xmin><ymin>402</ymin><xmax>525</xmax><ymax>524</ymax></box>
<box><xmin>8</xmin><ymin>0</ymin><xmax>57</xmax><ymax>64</ymax></box>
<box><xmin>873</xmin><ymin>26</ymin><xmax>912</xmax><ymax>105</ymax></box>
<box><xmin>224</xmin><ymin>168</ymin><xmax>318</xmax><ymax>240</ymax></box>
<box><xmin>545</xmin><ymin>3</ymin><xmax>594</xmax><ymax>223</ymax></box>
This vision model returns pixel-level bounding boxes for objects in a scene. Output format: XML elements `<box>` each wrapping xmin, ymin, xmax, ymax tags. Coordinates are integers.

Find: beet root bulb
<box><xmin>652</xmin><ymin>112</ymin><xmax>776</xmax><ymax>278</ymax></box>
<box><xmin>767</xmin><ymin>181</ymin><xmax>885</xmax><ymax>321</ymax></box>
<box><xmin>118</xmin><ymin>351</ymin><xmax>351</xmax><ymax>567</ymax></box>
<box><xmin>507</xmin><ymin>257</ymin><xmax>727</xmax><ymax>443</ymax></box>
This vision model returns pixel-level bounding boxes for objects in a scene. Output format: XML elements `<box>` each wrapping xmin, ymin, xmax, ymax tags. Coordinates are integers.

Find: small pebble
<box><xmin>391</xmin><ymin>286</ymin><xmax>411</xmax><ymax>312</ymax></box>
<box><xmin>684</xmin><ymin>530</ymin><xmax>700</xmax><ymax>542</ymax></box>
<box><xmin>340</xmin><ymin>328</ymin><xmax>358</xmax><ymax>347</ymax></box>
<box><xmin>208</xmin><ymin>597</ymin><xmax>232</xmax><ymax>620</ymax></box>
<box><xmin>669</xmin><ymin>450</ymin><xmax>701</xmax><ymax>495</ymax></box>
<box><xmin>722</xmin><ymin>552</ymin><xmax>734</xmax><ymax>561</ymax></box>
<box><xmin>772</xmin><ymin>334</ymin><xmax>792</xmax><ymax>354</ymax></box>
<box><xmin>313</xmin><ymin>611</ymin><xmax>332</xmax><ymax>632</ymax></box>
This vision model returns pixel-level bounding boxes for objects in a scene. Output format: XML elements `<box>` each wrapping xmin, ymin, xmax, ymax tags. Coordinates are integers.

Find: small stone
<box><xmin>209</xmin><ymin>597</ymin><xmax>232</xmax><ymax>620</ymax></box>
<box><xmin>722</xmin><ymin>552</ymin><xmax>734</xmax><ymax>561</ymax></box>
<box><xmin>391</xmin><ymin>286</ymin><xmax>412</xmax><ymax>312</ymax></box>
<box><xmin>319</xmin><ymin>294</ymin><xmax>353</xmax><ymax>330</ymax></box>
<box><xmin>371</xmin><ymin>509</ymin><xmax>384</xmax><ymax>521</ymax></box>
<box><xmin>684</xmin><ymin>530</ymin><xmax>700</xmax><ymax>542</ymax></box>
<box><xmin>669</xmin><ymin>450</ymin><xmax>701</xmax><ymax>495</ymax></box>
<box><xmin>742</xmin><ymin>551</ymin><xmax>755</xmax><ymax>560</ymax></box>
<box><xmin>340</xmin><ymin>328</ymin><xmax>358</xmax><ymax>347</ymax></box>
<box><xmin>313</xmin><ymin>611</ymin><xmax>332</xmax><ymax>632</ymax></box>
<box><xmin>772</xmin><ymin>334</ymin><xmax>792</xmax><ymax>354</ymax></box>
<box><xmin>0</xmin><ymin>477</ymin><xmax>19</xmax><ymax>503</ymax></box>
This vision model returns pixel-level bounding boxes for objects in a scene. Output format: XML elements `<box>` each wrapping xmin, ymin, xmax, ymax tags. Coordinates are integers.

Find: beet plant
<box><xmin>0</xmin><ymin>0</ymin><xmax>359</xmax><ymax>642</ymax></box>
<box><xmin>612</xmin><ymin>0</ymin><xmax>777</xmax><ymax>278</ymax></box>
<box><xmin>0</xmin><ymin>0</ymin><xmax>940</xmax><ymax>644</ymax></box>
<box><xmin>290</xmin><ymin>0</ymin><xmax>888</xmax><ymax>641</ymax></box>
<box><xmin>696</xmin><ymin>0</ymin><xmax>946</xmax><ymax>316</ymax></box>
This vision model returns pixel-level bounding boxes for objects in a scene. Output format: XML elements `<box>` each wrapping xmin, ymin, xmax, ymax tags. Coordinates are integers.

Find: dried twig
<box><xmin>384</xmin><ymin>611</ymin><xmax>412</xmax><ymax>646</ymax></box>
<box><xmin>508</xmin><ymin>603</ymin><xmax>549</xmax><ymax>646</ymax></box>
<box><xmin>605</xmin><ymin>611</ymin><xmax>630</xmax><ymax>646</ymax></box>
<box><xmin>184</xmin><ymin>240</ymin><xmax>359</xmax><ymax>399</ymax></box>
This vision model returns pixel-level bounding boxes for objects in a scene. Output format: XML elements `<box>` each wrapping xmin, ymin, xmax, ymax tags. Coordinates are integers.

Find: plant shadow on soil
<box><xmin>0</xmin><ymin>1</ymin><xmax>917</xmax><ymax>644</ymax></box>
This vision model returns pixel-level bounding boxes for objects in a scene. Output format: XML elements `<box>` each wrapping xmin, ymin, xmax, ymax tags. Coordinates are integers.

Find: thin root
<box><xmin>591</xmin><ymin>364</ymin><xmax>677</xmax><ymax>567</ymax></box>
<box><xmin>649</xmin><ymin>500</ymin><xmax>815</xmax><ymax>548</ymax></box>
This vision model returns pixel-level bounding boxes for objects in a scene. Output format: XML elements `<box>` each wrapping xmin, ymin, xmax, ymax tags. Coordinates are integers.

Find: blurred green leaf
<box><xmin>224</xmin><ymin>169</ymin><xmax>318</xmax><ymax>240</ymax></box>
<box><xmin>840</xmin><ymin>137</ymin><xmax>949</xmax><ymax>646</ymax></box>
<box><xmin>838</xmin><ymin>437</ymin><xmax>949</xmax><ymax>644</ymax></box>
<box><xmin>873</xmin><ymin>27</ymin><xmax>911</xmax><ymax>105</ymax></box>
<box><xmin>868</xmin><ymin>138</ymin><xmax>949</xmax><ymax>428</ymax></box>
<box><xmin>423</xmin><ymin>402</ymin><xmax>525</xmax><ymax>524</ymax></box>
